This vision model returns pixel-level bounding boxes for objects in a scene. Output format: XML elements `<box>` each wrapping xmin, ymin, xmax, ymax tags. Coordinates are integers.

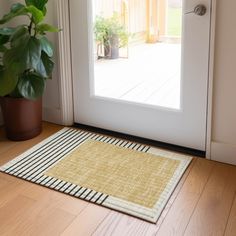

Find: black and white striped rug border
<box><xmin>0</xmin><ymin>127</ymin><xmax>151</xmax><ymax>207</ymax></box>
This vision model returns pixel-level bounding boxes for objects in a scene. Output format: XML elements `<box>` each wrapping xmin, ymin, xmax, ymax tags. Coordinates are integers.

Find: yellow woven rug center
<box><xmin>45</xmin><ymin>139</ymin><xmax>181</xmax><ymax>208</ymax></box>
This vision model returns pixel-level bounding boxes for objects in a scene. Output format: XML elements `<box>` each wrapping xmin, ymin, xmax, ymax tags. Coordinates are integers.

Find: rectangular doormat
<box><xmin>0</xmin><ymin>128</ymin><xmax>192</xmax><ymax>223</ymax></box>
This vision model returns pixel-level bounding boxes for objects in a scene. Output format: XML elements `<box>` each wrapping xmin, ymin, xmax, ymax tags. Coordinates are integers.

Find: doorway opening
<box><xmin>92</xmin><ymin>0</ymin><xmax>182</xmax><ymax>109</ymax></box>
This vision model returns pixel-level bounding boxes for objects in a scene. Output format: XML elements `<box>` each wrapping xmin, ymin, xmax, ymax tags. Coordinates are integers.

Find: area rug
<box><xmin>0</xmin><ymin>128</ymin><xmax>192</xmax><ymax>223</ymax></box>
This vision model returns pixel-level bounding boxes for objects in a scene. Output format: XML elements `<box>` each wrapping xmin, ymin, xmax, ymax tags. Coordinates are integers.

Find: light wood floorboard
<box><xmin>225</xmin><ymin>194</ymin><xmax>236</xmax><ymax>236</ymax></box>
<box><xmin>184</xmin><ymin>163</ymin><xmax>236</xmax><ymax>236</ymax></box>
<box><xmin>156</xmin><ymin>158</ymin><xmax>214</xmax><ymax>236</ymax></box>
<box><xmin>0</xmin><ymin>123</ymin><xmax>236</xmax><ymax>236</ymax></box>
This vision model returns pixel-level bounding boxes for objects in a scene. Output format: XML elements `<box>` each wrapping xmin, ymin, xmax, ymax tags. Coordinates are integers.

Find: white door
<box><xmin>70</xmin><ymin>0</ymin><xmax>212</xmax><ymax>151</ymax></box>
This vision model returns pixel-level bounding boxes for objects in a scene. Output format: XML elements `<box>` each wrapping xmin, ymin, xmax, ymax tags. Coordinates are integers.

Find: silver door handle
<box><xmin>185</xmin><ymin>4</ymin><xmax>207</xmax><ymax>16</ymax></box>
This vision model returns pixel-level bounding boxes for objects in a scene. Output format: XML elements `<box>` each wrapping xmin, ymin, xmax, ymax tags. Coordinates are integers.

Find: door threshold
<box><xmin>74</xmin><ymin>123</ymin><xmax>205</xmax><ymax>157</ymax></box>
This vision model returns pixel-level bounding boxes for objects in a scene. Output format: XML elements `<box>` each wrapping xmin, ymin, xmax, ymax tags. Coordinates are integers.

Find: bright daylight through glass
<box><xmin>92</xmin><ymin>0</ymin><xmax>182</xmax><ymax>109</ymax></box>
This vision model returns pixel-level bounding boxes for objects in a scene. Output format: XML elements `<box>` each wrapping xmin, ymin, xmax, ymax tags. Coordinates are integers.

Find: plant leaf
<box><xmin>0</xmin><ymin>45</ymin><xmax>7</xmax><ymax>52</ymax></box>
<box><xmin>0</xmin><ymin>69</ymin><xmax>18</xmax><ymax>96</ymax></box>
<box><xmin>0</xmin><ymin>4</ymin><xmax>28</xmax><ymax>24</ymax></box>
<box><xmin>10</xmin><ymin>26</ymin><xmax>29</xmax><ymax>48</ymax></box>
<box><xmin>0</xmin><ymin>3</ymin><xmax>44</xmax><ymax>25</ymax></box>
<box><xmin>36</xmin><ymin>51</ymin><xmax>54</xmax><ymax>78</ymax></box>
<box><xmin>3</xmin><ymin>37</ymin><xmax>41</xmax><ymax>74</ymax></box>
<box><xmin>36</xmin><ymin>24</ymin><xmax>59</xmax><ymax>34</ymax></box>
<box><xmin>11</xmin><ymin>3</ymin><xmax>25</xmax><ymax>13</ymax></box>
<box><xmin>0</xmin><ymin>35</ymin><xmax>10</xmax><ymax>45</ymax></box>
<box><xmin>25</xmin><ymin>0</ymin><xmax>48</xmax><ymax>12</ymax></box>
<box><xmin>17</xmin><ymin>72</ymin><xmax>45</xmax><ymax>100</ymax></box>
<box><xmin>42</xmin><ymin>7</ymin><xmax>47</xmax><ymax>16</ymax></box>
<box><xmin>0</xmin><ymin>27</ymin><xmax>17</xmax><ymax>36</ymax></box>
<box><xmin>39</xmin><ymin>36</ymin><xmax>53</xmax><ymax>57</ymax></box>
<box><xmin>26</xmin><ymin>5</ymin><xmax>44</xmax><ymax>24</ymax></box>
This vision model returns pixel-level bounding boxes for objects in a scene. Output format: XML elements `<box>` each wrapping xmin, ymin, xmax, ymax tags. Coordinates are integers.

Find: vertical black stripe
<box><xmin>103</xmin><ymin>137</ymin><xmax>111</xmax><ymax>142</ymax></box>
<box><xmin>100</xmin><ymin>195</ymin><xmax>109</xmax><ymax>205</ymax></box>
<box><xmin>107</xmin><ymin>138</ymin><xmax>115</xmax><ymax>144</ymax></box>
<box><xmin>28</xmin><ymin>132</ymin><xmax>97</xmax><ymax>180</ymax></box>
<box><xmin>53</xmin><ymin>180</ymin><xmax>64</xmax><ymax>189</ymax></box>
<box><xmin>96</xmin><ymin>135</ymin><xmax>105</xmax><ymax>141</ymax></box>
<box><xmin>88</xmin><ymin>192</ymin><xmax>98</xmax><ymax>201</ymax></box>
<box><xmin>5</xmin><ymin>129</ymin><xmax>76</xmax><ymax>172</ymax></box>
<box><xmin>46</xmin><ymin>178</ymin><xmax>59</xmax><ymax>187</ymax></box>
<box><xmin>78</xmin><ymin>188</ymin><xmax>88</xmax><ymax>198</ymax></box>
<box><xmin>110</xmin><ymin>138</ymin><xmax>118</xmax><ymax>144</ymax></box>
<box><xmin>127</xmin><ymin>142</ymin><xmax>134</xmax><ymax>148</ymax></box>
<box><xmin>72</xmin><ymin>187</ymin><xmax>83</xmax><ymax>196</ymax></box>
<box><xmin>56</xmin><ymin>182</ymin><xmax>68</xmax><ymax>191</ymax></box>
<box><xmin>67</xmin><ymin>185</ymin><xmax>79</xmax><ymax>194</ymax></box>
<box><xmin>117</xmin><ymin>140</ymin><xmax>126</xmax><ymax>146</ymax></box>
<box><xmin>44</xmin><ymin>177</ymin><xmax>54</xmax><ymax>186</ymax></box>
<box><xmin>140</xmin><ymin>145</ymin><xmax>147</xmax><ymax>152</ymax></box>
<box><xmin>144</xmin><ymin>147</ymin><xmax>151</xmax><ymax>152</ymax></box>
<box><xmin>121</xmin><ymin>141</ymin><xmax>129</xmax><ymax>147</ymax></box>
<box><xmin>131</xmin><ymin>143</ymin><xmax>138</xmax><ymax>149</ymax></box>
<box><xmin>8</xmin><ymin>130</ymin><xmax>84</xmax><ymax>174</ymax></box>
<box><xmin>91</xmin><ymin>134</ymin><xmax>100</xmax><ymax>140</ymax></box>
<box><xmin>40</xmin><ymin>176</ymin><xmax>53</xmax><ymax>185</ymax></box>
<box><xmin>113</xmin><ymin>139</ymin><xmax>121</xmax><ymax>145</ymax></box>
<box><xmin>84</xmin><ymin>190</ymin><xmax>93</xmax><ymax>200</ymax></box>
<box><xmin>37</xmin><ymin>176</ymin><xmax>49</xmax><ymax>184</ymax></box>
<box><xmin>19</xmin><ymin>132</ymin><xmax>97</xmax><ymax>179</ymax></box>
<box><xmin>136</xmin><ymin>144</ymin><xmax>144</xmax><ymax>151</ymax></box>
<box><xmin>100</xmin><ymin>136</ymin><xmax>108</xmax><ymax>142</ymax></box>
<box><xmin>94</xmin><ymin>193</ymin><xmax>104</xmax><ymax>203</ymax></box>
<box><xmin>134</xmin><ymin>144</ymin><xmax>142</xmax><ymax>151</ymax></box>
<box><xmin>62</xmin><ymin>183</ymin><xmax>73</xmax><ymax>193</ymax></box>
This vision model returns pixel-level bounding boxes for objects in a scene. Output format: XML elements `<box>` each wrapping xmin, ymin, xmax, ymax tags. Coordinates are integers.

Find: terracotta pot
<box><xmin>0</xmin><ymin>97</ymin><xmax>42</xmax><ymax>141</ymax></box>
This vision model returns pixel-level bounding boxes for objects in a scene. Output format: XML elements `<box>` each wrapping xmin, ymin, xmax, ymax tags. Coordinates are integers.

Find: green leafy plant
<box><xmin>94</xmin><ymin>13</ymin><xmax>129</xmax><ymax>50</ymax></box>
<box><xmin>0</xmin><ymin>0</ymin><xmax>59</xmax><ymax>100</ymax></box>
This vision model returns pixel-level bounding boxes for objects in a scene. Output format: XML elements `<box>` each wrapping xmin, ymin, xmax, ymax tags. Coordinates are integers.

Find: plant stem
<box><xmin>28</xmin><ymin>18</ymin><xmax>33</xmax><ymax>35</ymax></box>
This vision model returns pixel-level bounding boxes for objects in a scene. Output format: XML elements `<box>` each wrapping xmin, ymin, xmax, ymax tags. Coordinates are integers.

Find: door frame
<box><xmin>206</xmin><ymin>0</ymin><xmax>217</xmax><ymax>159</ymax></box>
<box><xmin>56</xmin><ymin>0</ymin><xmax>217</xmax><ymax>158</ymax></box>
<box><xmin>56</xmin><ymin>0</ymin><xmax>74</xmax><ymax>126</ymax></box>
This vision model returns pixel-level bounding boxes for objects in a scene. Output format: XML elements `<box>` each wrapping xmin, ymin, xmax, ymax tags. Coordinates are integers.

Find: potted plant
<box><xmin>0</xmin><ymin>0</ymin><xmax>59</xmax><ymax>141</ymax></box>
<box><xmin>94</xmin><ymin>13</ymin><xmax>129</xmax><ymax>59</ymax></box>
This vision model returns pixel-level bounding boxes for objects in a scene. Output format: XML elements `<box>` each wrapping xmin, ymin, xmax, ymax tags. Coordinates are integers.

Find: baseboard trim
<box><xmin>74</xmin><ymin>123</ymin><xmax>206</xmax><ymax>157</ymax></box>
<box><xmin>211</xmin><ymin>141</ymin><xmax>236</xmax><ymax>165</ymax></box>
<box><xmin>43</xmin><ymin>107</ymin><xmax>62</xmax><ymax>125</ymax></box>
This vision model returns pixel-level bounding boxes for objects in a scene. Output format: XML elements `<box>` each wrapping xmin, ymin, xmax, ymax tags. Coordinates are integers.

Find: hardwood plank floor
<box><xmin>157</xmin><ymin>159</ymin><xmax>214</xmax><ymax>236</ymax></box>
<box><xmin>225</xmin><ymin>194</ymin><xmax>236</xmax><ymax>236</ymax></box>
<box><xmin>0</xmin><ymin>122</ymin><xmax>236</xmax><ymax>236</ymax></box>
<box><xmin>184</xmin><ymin>163</ymin><xmax>236</xmax><ymax>236</ymax></box>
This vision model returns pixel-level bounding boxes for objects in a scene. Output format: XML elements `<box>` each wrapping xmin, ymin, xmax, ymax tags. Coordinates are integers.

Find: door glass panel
<box><xmin>92</xmin><ymin>0</ymin><xmax>182</xmax><ymax>109</ymax></box>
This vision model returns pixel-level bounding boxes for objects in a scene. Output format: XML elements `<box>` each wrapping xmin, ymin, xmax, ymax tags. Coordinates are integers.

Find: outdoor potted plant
<box><xmin>0</xmin><ymin>0</ymin><xmax>59</xmax><ymax>141</ymax></box>
<box><xmin>94</xmin><ymin>13</ymin><xmax>129</xmax><ymax>59</ymax></box>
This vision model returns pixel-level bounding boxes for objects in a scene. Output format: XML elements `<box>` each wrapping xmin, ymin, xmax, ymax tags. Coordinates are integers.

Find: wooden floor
<box><xmin>0</xmin><ymin>122</ymin><xmax>236</xmax><ymax>236</ymax></box>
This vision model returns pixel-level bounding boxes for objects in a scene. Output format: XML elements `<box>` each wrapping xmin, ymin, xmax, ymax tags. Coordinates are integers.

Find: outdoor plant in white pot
<box><xmin>94</xmin><ymin>13</ymin><xmax>129</xmax><ymax>59</ymax></box>
<box><xmin>0</xmin><ymin>0</ymin><xmax>59</xmax><ymax>141</ymax></box>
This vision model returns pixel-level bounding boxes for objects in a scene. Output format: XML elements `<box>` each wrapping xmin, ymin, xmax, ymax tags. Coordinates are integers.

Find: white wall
<box><xmin>42</xmin><ymin>0</ymin><xmax>62</xmax><ymax>124</ymax></box>
<box><xmin>210</xmin><ymin>0</ymin><xmax>236</xmax><ymax>164</ymax></box>
<box><xmin>0</xmin><ymin>0</ymin><xmax>62</xmax><ymax>125</ymax></box>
